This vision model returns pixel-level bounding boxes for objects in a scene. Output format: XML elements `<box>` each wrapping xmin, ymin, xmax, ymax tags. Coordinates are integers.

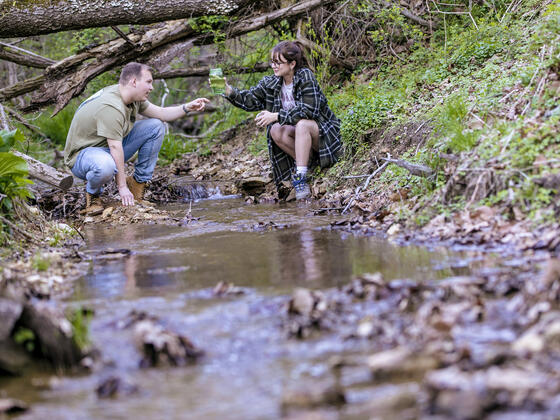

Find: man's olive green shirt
<box><xmin>64</xmin><ymin>85</ymin><xmax>148</xmax><ymax>168</ymax></box>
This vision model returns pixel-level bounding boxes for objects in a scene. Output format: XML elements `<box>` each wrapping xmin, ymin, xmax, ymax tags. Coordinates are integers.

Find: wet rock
<box><xmin>286</xmin><ymin>288</ymin><xmax>332</xmax><ymax>338</ymax></box>
<box><xmin>387</xmin><ymin>223</ymin><xmax>401</xmax><ymax>236</ymax></box>
<box><xmin>236</xmin><ymin>176</ymin><xmax>270</xmax><ymax>196</ymax></box>
<box><xmin>212</xmin><ymin>281</ymin><xmax>246</xmax><ymax>296</ymax></box>
<box><xmin>343</xmin><ymin>384</ymin><xmax>419</xmax><ymax>419</ymax></box>
<box><xmin>0</xmin><ymin>297</ymin><xmax>23</xmax><ymax>340</ymax></box>
<box><xmin>344</xmin><ymin>273</ymin><xmax>385</xmax><ymax>299</ymax></box>
<box><xmin>513</xmin><ymin>311</ymin><xmax>560</xmax><ymax>354</ymax></box>
<box><xmin>0</xmin><ymin>339</ymin><xmax>32</xmax><ymax>375</ymax></box>
<box><xmin>367</xmin><ymin>347</ymin><xmax>439</xmax><ymax>381</ymax></box>
<box><xmin>0</xmin><ymin>398</ymin><xmax>28</xmax><ymax>414</ymax></box>
<box><xmin>96</xmin><ymin>375</ymin><xmax>139</xmax><ymax>398</ymax></box>
<box><xmin>425</xmin><ymin>365</ymin><xmax>558</xmax><ymax>418</ymax></box>
<box><xmin>289</xmin><ymin>288</ymin><xmax>316</xmax><ymax>317</ymax></box>
<box><xmin>133</xmin><ymin>319</ymin><xmax>203</xmax><ymax>368</ymax></box>
<box><xmin>17</xmin><ymin>301</ymin><xmax>85</xmax><ymax>369</ymax></box>
<box><xmin>281</xmin><ymin>381</ymin><xmax>346</xmax><ymax>411</ymax></box>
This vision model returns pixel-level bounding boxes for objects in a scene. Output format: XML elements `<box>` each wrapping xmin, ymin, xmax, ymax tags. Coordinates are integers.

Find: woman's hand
<box><xmin>186</xmin><ymin>98</ymin><xmax>210</xmax><ymax>112</ymax></box>
<box><xmin>255</xmin><ymin>110</ymin><xmax>278</xmax><ymax>127</ymax></box>
<box><xmin>224</xmin><ymin>78</ymin><xmax>232</xmax><ymax>96</ymax></box>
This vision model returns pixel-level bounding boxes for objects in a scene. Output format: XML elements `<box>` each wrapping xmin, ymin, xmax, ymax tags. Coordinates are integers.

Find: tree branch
<box><xmin>154</xmin><ymin>62</ymin><xmax>270</xmax><ymax>79</ymax></box>
<box><xmin>0</xmin><ymin>42</ymin><xmax>55</xmax><ymax>68</ymax></box>
<box><xmin>3</xmin><ymin>0</ymin><xmax>333</xmax><ymax>114</ymax></box>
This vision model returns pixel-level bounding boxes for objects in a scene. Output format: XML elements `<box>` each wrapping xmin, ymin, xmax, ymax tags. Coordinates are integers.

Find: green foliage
<box><xmin>71</xmin><ymin>27</ymin><xmax>114</xmax><ymax>54</ymax></box>
<box><xmin>0</xmin><ymin>128</ymin><xmax>24</xmax><ymax>152</ymax></box>
<box><xmin>67</xmin><ymin>307</ymin><xmax>92</xmax><ymax>350</ymax></box>
<box><xmin>339</xmin><ymin>85</ymin><xmax>399</xmax><ymax>152</ymax></box>
<box><xmin>189</xmin><ymin>15</ymin><xmax>229</xmax><ymax>46</ymax></box>
<box><xmin>0</xmin><ymin>129</ymin><xmax>33</xmax><ymax>216</ymax></box>
<box><xmin>32</xmin><ymin>253</ymin><xmax>51</xmax><ymax>272</ymax></box>
<box><xmin>248</xmin><ymin>133</ymin><xmax>267</xmax><ymax>156</ymax></box>
<box><xmin>33</xmin><ymin>105</ymin><xmax>76</xmax><ymax>146</ymax></box>
<box><xmin>432</xmin><ymin>94</ymin><xmax>479</xmax><ymax>153</ymax></box>
<box><xmin>159</xmin><ymin>133</ymin><xmax>198</xmax><ymax>165</ymax></box>
<box><xmin>13</xmin><ymin>327</ymin><xmax>35</xmax><ymax>353</ymax></box>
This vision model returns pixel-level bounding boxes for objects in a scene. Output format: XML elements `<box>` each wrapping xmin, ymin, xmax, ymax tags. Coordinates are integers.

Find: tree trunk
<box><xmin>0</xmin><ymin>0</ymin><xmax>255</xmax><ymax>38</ymax></box>
<box><xmin>12</xmin><ymin>151</ymin><xmax>74</xmax><ymax>190</ymax></box>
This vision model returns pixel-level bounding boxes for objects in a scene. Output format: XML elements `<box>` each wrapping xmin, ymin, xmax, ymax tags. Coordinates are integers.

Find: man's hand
<box><xmin>118</xmin><ymin>185</ymin><xmax>135</xmax><ymax>206</ymax></box>
<box><xmin>255</xmin><ymin>111</ymin><xmax>278</xmax><ymax>127</ymax></box>
<box><xmin>186</xmin><ymin>98</ymin><xmax>210</xmax><ymax>112</ymax></box>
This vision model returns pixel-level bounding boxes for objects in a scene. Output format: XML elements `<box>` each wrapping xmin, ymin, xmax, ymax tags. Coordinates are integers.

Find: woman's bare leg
<box><xmin>270</xmin><ymin>120</ymin><xmax>319</xmax><ymax>166</ymax></box>
<box><xmin>270</xmin><ymin>123</ymin><xmax>296</xmax><ymax>157</ymax></box>
<box><xmin>294</xmin><ymin>119</ymin><xmax>319</xmax><ymax>167</ymax></box>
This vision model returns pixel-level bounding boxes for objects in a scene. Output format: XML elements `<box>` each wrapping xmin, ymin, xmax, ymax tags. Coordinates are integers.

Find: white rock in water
<box><xmin>56</xmin><ymin>223</ymin><xmax>74</xmax><ymax>234</ymax></box>
<box><xmin>387</xmin><ymin>224</ymin><xmax>401</xmax><ymax>236</ymax></box>
<box><xmin>512</xmin><ymin>330</ymin><xmax>545</xmax><ymax>353</ymax></box>
<box><xmin>368</xmin><ymin>347</ymin><xmax>410</xmax><ymax>372</ymax></box>
<box><xmin>289</xmin><ymin>288</ymin><xmax>315</xmax><ymax>316</ymax></box>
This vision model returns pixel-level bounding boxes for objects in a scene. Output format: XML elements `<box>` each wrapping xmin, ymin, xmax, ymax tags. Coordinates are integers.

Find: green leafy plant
<box><xmin>0</xmin><ymin>129</ymin><xmax>33</xmax><ymax>216</ymax></box>
<box><xmin>13</xmin><ymin>327</ymin><xmax>36</xmax><ymax>353</ymax></box>
<box><xmin>159</xmin><ymin>133</ymin><xmax>198</xmax><ymax>165</ymax></box>
<box><xmin>32</xmin><ymin>253</ymin><xmax>51</xmax><ymax>272</ymax></box>
<box><xmin>67</xmin><ymin>307</ymin><xmax>93</xmax><ymax>350</ymax></box>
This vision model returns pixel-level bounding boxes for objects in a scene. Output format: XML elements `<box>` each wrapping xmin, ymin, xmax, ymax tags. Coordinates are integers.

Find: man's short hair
<box><xmin>119</xmin><ymin>62</ymin><xmax>152</xmax><ymax>85</ymax></box>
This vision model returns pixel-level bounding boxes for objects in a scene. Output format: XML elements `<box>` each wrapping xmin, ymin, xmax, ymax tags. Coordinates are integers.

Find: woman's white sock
<box><xmin>296</xmin><ymin>166</ymin><xmax>308</xmax><ymax>176</ymax></box>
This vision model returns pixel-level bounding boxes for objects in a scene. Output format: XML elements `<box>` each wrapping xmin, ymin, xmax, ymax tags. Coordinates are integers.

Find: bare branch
<box><xmin>154</xmin><ymin>62</ymin><xmax>270</xmax><ymax>79</ymax></box>
<box><xmin>0</xmin><ymin>43</ymin><xmax>55</xmax><ymax>68</ymax></box>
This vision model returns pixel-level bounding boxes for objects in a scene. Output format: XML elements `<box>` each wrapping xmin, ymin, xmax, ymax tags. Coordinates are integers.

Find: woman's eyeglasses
<box><xmin>269</xmin><ymin>60</ymin><xmax>288</xmax><ymax>67</ymax></box>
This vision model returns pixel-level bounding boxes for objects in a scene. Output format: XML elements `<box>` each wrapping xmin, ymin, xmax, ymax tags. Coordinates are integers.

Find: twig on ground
<box><xmin>381</xmin><ymin>157</ymin><xmax>434</xmax><ymax>177</ymax></box>
<box><xmin>342</xmin><ymin>159</ymin><xmax>390</xmax><ymax>214</ymax></box>
<box><xmin>0</xmin><ymin>215</ymin><xmax>39</xmax><ymax>243</ymax></box>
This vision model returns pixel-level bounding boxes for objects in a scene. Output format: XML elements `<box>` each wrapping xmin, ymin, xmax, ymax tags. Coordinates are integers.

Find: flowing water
<box><xmin>2</xmin><ymin>198</ymin><xmax>488</xmax><ymax>419</ymax></box>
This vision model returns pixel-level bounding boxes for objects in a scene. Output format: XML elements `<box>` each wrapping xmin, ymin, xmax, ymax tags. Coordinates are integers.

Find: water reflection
<box><xmin>77</xmin><ymin>201</ymin><xmax>466</xmax><ymax>300</ymax></box>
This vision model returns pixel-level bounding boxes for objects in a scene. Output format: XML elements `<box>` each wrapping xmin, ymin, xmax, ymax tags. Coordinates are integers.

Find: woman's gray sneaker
<box><xmin>292</xmin><ymin>173</ymin><xmax>311</xmax><ymax>200</ymax></box>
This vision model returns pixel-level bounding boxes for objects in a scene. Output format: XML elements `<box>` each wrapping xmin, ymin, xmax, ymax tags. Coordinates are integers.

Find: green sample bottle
<box><xmin>209</xmin><ymin>68</ymin><xmax>225</xmax><ymax>95</ymax></box>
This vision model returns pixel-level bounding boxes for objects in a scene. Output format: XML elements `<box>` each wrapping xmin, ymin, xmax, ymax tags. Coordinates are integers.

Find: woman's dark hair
<box><xmin>271</xmin><ymin>41</ymin><xmax>308</xmax><ymax>70</ymax></box>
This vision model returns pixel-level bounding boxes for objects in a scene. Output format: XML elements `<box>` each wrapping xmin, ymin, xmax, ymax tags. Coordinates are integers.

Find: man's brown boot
<box><xmin>126</xmin><ymin>176</ymin><xmax>148</xmax><ymax>203</ymax></box>
<box><xmin>83</xmin><ymin>192</ymin><xmax>104</xmax><ymax>216</ymax></box>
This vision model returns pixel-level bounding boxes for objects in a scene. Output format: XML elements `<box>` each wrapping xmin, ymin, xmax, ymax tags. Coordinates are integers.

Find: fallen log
<box><xmin>12</xmin><ymin>151</ymin><xmax>73</xmax><ymax>190</ymax></box>
<box><xmin>2</xmin><ymin>0</ymin><xmax>333</xmax><ymax>114</ymax></box>
<box><xmin>381</xmin><ymin>157</ymin><xmax>434</xmax><ymax>178</ymax></box>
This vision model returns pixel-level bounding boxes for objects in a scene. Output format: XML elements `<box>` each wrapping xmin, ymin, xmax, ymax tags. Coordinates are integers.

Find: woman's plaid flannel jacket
<box><xmin>225</xmin><ymin>67</ymin><xmax>342</xmax><ymax>187</ymax></box>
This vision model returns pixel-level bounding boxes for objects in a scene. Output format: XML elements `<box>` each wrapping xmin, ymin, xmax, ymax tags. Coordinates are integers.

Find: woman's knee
<box><xmin>270</xmin><ymin>123</ymin><xmax>288</xmax><ymax>146</ymax></box>
<box><xmin>295</xmin><ymin>119</ymin><xmax>318</xmax><ymax>133</ymax></box>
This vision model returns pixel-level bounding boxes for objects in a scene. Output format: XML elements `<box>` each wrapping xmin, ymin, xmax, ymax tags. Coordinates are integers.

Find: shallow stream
<box><xmin>3</xmin><ymin>198</ymin><xmax>493</xmax><ymax>419</ymax></box>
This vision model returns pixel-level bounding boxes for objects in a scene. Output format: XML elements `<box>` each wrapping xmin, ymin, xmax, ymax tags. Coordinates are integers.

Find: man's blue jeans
<box><xmin>71</xmin><ymin>119</ymin><xmax>165</xmax><ymax>195</ymax></box>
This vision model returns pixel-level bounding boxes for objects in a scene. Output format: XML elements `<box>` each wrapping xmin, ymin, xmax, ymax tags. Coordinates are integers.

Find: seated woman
<box><xmin>223</xmin><ymin>41</ymin><xmax>342</xmax><ymax>200</ymax></box>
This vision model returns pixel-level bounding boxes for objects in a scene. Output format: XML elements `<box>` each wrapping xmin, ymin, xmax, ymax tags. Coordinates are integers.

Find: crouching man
<box><xmin>64</xmin><ymin>62</ymin><xmax>209</xmax><ymax>214</ymax></box>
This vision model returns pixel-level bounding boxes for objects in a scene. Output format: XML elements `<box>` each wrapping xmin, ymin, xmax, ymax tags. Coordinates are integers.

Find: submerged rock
<box><xmin>133</xmin><ymin>319</ymin><xmax>203</xmax><ymax>368</ymax></box>
<box><xmin>96</xmin><ymin>375</ymin><xmax>139</xmax><ymax>399</ymax></box>
<box><xmin>0</xmin><ymin>398</ymin><xmax>28</xmax><ymax>415</ymax></box>
<box><xmin>0</xmin><ymin>297</ymin><xmax>23</xmax><ymax>340</ymax></box>
<box><xmin>281</xmin><ymin>381</ymin><xmax>346</xmax><ymax>411</ymax></box>
<box><xmin>367</xmin><ymin>347</ymin><xmax>440</xmax><ymax>381</ymax></box>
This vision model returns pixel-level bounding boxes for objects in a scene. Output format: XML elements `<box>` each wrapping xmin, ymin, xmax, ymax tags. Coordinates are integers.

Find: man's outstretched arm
<box><xmin>107</xmin><ymin>139</ymin><xmax>134</xmax><ymax>206</ymax></box>
<box><xmin>141</xmin><ymin>98</ymin><xmax>209</xmax><ymax>121</ymax></box>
